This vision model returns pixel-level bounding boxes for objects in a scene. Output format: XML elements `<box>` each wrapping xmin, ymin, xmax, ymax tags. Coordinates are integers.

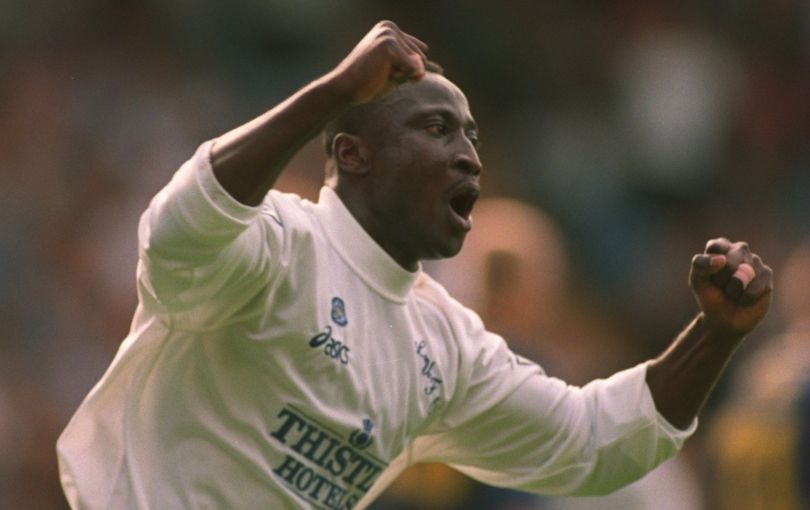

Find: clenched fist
<box><xmin>327</xmin><ymin>20</ymin><xmax>429</xmax><ymax>105</ymax></box>
<box><xmin>690</xmin><ymin>238</ymin><xmax>773</xmax><ymax>336</ymax></box>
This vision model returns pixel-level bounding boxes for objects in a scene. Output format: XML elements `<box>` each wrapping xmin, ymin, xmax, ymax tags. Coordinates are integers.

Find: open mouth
<box><xmin>449</xmin><ymin>184</ymin><xmax>480</xmax><ymax>222</ymax></box>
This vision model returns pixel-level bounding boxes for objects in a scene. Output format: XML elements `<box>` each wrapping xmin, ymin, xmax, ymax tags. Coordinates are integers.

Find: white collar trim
<box><xmin>315</xmin><ymin>186</ymin><xmax>419</xmax><ymax>303</ymax></box>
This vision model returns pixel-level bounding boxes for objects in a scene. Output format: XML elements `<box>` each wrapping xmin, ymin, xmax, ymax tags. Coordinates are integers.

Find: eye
<box><xmin>426</xmin><ymin>123</ymin><xmax>448</xmax><ymax>137</ymax></box>
<box><xmin>466</xmin><ymin>131</ymin><xmax>480</xmax><ymax>148</ymax></box>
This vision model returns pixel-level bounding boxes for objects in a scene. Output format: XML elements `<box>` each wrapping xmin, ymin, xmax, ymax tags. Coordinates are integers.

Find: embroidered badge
<box><xmin>331</xmin><ymin>296</ymin><xmax>348</xmax><ymax>326</ymax></box>
<box><xmin>415</xmin><ymin>341</ymin><xmax>443</xmax><ymax>396</ymax></box>
<box><xmin>349</xmin><ymin>418</ymin><xmax>374</xmax><ymax>450</ymax></box>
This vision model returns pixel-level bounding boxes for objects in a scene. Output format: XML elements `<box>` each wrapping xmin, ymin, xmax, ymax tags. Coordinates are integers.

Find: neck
<box><xmin>332</xmin><ymin>184</ymin><xmax>419</xmax><ymax>272</ymax></box>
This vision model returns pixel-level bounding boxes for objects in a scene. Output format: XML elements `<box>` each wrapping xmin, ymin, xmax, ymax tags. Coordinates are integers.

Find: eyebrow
<box><xmin>409</xmin><ymin>106</ymin><xmax>479</xmax><ymax>132</ymax></box>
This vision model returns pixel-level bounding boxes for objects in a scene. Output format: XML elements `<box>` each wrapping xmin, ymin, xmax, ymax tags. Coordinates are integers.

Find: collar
<box><xmin>315</xmin><ymin>186</ymin><xmax>420</xmax><ymax>303</ymax></box>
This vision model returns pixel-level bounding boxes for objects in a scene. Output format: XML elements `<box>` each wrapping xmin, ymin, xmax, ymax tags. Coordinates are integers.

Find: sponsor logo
<box><xmin>270</xmin><ymin>406</ymin><xmax>386</xmax><ymax>509</ymax></box>
<box><xmin>309</xmin><ymin>326</ymin><xmax>350</xmax><ymax>365</ymax></box>
<box><xmin>331</xmin><ymin>297</ymin><xmax>348</xmax><ymax>327</ymax></box>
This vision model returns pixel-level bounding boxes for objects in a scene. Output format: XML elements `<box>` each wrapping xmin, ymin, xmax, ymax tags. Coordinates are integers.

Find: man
<box><xmin>57</xmin><ymin>21</ymin><xmax>772</xmax><ymax>509</ymax></box>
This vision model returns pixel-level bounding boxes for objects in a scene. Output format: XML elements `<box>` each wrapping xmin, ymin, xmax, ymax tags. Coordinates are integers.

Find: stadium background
<box><xmin>1</xmin><ymin>1</ymin><xmax>808</xmax><ymax>508</ymax></box>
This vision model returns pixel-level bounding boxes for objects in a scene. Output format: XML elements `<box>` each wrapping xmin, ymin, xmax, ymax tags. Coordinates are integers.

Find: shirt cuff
<box><xmin>641</xmin><ymin>361</ymin><xmax>699</xmax><ymax>443</ymax></box>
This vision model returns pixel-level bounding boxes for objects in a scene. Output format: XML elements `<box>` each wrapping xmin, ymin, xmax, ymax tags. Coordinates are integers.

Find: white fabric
<box><xmin>57</xmin><ymin>141</ymin><xmax>696</xmax><ymax>509</ymax></box>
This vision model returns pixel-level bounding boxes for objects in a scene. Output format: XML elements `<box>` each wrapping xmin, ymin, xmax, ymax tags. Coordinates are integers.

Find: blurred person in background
<box><xmin>708</xmin><ymin>241</ymin><xmax>810</xmax><ymax>510</ymax></box>
<box><xmin>431</xmin><ymin>198</ymin><xmax>573</xmax><ymax>377</ymax></box>
<box><xmin>798</xmin><ymin>380</ymin><xmax>810</xmax><ymax>509</ymax></box>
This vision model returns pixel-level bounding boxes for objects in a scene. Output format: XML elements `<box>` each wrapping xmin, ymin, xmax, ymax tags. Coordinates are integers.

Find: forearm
<box><xmin>211</xmin><ymin>73</ymin><xmax>352</xmax><ymax>206</ymax></box>
<box><xmin>210</xmin><ymin>21</ymin><xmax>430</xmax><ymax>206</ymax></box>
<box><xmin>646</xmin><ymin>313</ymin><xmax>745</xmax><ymax>430</ymax></box>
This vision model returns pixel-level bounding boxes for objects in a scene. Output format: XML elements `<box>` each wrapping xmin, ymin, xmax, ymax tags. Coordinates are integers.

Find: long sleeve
<box><xmin>408</xmin><ymin>304</ymin><xmax>696</xmax><ymax>497</ymax></box>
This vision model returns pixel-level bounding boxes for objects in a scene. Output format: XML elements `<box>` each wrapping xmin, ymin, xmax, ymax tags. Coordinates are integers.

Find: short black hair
<box><xmin>322</xmin><ymin>60</ymin><xmax>444</xmax><ymax>156</ymax></box>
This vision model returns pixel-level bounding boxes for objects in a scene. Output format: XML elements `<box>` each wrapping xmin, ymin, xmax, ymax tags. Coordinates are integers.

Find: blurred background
<box><xmin>1</xmin><ymin>0</ymin><xmax>808</xmax><ymax>508</ymax></box>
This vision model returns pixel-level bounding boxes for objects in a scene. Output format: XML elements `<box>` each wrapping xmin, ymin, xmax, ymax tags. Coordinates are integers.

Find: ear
<box><xmin>332</xmin><ymin>133</ymin><xmax>369</xmax><ymax>175</ymax></box>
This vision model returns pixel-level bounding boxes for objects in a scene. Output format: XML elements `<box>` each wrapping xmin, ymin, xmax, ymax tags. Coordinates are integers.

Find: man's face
<box><xmin>363</xmin><ymin>73</ymin><xmax>482</xmax><ymax>268</ymax></box>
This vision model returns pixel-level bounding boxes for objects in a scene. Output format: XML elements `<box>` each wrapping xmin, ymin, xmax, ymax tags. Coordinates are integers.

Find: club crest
<box><xmin>331</xmin><ymin>297</ymin><xmax>348</xmax><ymax>326</ymax></box>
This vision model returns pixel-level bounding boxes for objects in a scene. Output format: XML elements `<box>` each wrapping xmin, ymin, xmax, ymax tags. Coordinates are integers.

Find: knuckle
<box><xmin>378</xmin><ymin>26</ymin><xmax>401</xmax><ymax>40</ymax></box>
<box><xmin>377</xmin><ymin>35</ymin><xmax>401</xmax><ymax>52</ymax></box>
<box><xmin>705</xmin><ymin>237</ymin><xmax>730</xmax><ymax>253</ymax></box>
<box><xmin>733</xmin><ymin>241</ymin><xmax>751</xmax><ymax>253</ymax></box>
<box><xmin>377</xmin><ymin>33</ymin><xmax>396</xmax><ymax>44</ymax></box>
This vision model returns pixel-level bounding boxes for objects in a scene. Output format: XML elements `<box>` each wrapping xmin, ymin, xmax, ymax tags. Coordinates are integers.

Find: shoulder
<box><xmin>250</xmin><ymin>189</ymin><xmax>324</xmax><ymax>270</ymax></box>
<box><xmin>264</xmin><ymin>189</ymin><xmax>316</xmax><ymax>224</ymax></box>
<box><xmin>412</xmin><ymin>272</ymin><xmax>507</xmax><ymax>371</ymax></box>
<box><xmin>412</xmin><ymin>273</ymin><xmax>546</xmax><ymax>434</ymax></box>
<box><xmin>260</xmin><ymin>189</ymin><xmax>323</xmax><ymax>241</ymax></box>
<box><xmin>413</xmin><ymin>272</ymin><xmax>486</xmax><ymax>336</ymax></box>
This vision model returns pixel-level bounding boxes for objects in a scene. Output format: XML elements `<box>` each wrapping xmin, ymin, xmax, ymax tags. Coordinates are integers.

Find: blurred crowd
<box><xmin>1</xmin><ymin>1</ymin><xmax>808</xmax><ymax>508</ymax></box>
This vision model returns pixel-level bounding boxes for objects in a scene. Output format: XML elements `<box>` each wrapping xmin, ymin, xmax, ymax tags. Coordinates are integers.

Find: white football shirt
<box><xmin>57</xmin><ymin>141</ymin><xmax>695</xmax><ymax>509</ymax></box>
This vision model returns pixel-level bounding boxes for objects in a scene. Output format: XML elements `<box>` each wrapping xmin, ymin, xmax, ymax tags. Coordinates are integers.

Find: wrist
<box><xmin>316</xmin><ymin>69</ymin><xmax>361</xmax><ymax>108</ymax></box>
<box><xmin>695</xmin><ymin>313</ymin><xmax>747</xmax><ymax>346</ymax></box>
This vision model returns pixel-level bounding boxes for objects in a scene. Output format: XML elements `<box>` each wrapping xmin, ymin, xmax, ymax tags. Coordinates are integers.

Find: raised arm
<box><xmin>646</xmin><ymin>238</ymin><xmax>773</xmax><ymax>429</ymax></box>
<box><xmin>210</xmin><ymin>21</ymin><xmax>428</xmax><ymax>206</ymax></box>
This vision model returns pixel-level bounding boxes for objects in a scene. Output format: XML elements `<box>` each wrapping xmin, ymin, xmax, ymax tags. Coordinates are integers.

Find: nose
<box><xmin>453</xmin><ymin>139</ymin><xmax>482</xmax><ymax>177</ymax></box>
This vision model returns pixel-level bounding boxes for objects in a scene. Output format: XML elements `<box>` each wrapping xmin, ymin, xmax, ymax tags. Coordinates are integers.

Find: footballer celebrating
<box><xmin>57</xmin><ymin>21</ymin><xmax>772</xmax><ymax>509</ymax></box>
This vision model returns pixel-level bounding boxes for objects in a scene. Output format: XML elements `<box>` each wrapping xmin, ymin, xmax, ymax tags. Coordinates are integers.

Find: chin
<box><xmin>426</xmin><ymin>236</ymin><xmax>466</xmax><ymax>261</ymax></box>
